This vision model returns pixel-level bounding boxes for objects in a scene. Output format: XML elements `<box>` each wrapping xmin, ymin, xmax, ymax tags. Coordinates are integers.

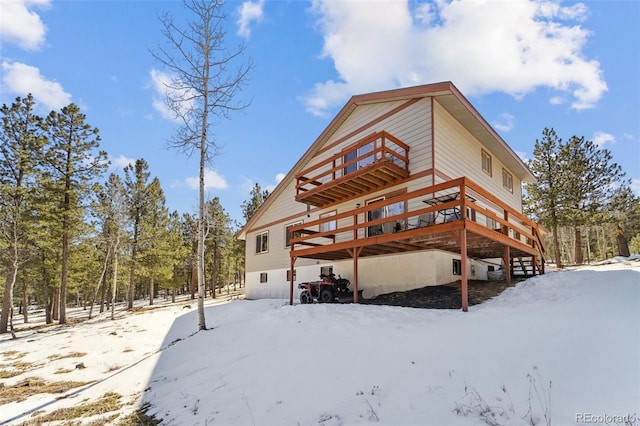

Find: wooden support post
<box><xmin>461</xmin><ymin>229</ymin><xmax>468</xmax><ymax>312</ymax></box>
<box><xmin>289</xmin><ymin>256</ymin><xmax>297</xmax><ymax>305</ymax></box>
<box><xmin>349</xmin><ymin>247</ymin><xmax>363</xmax><ymax>304</ymax></box>
<box><xmin>504</xmin><ymin>245</ymin><xmax>511</xmax><ymax>287</ymax></box>
<box><xmin>532</xmin><ymin>254</ymin><xmax>537</xmax><ymax>276</ymax></box>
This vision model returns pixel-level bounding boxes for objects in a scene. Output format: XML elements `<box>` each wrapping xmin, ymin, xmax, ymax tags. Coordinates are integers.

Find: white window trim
<box><xmin>255</xmin><ymin>231</ymin><xmax>269</xmax><ymax>254</ymax></box>
<box><xmin>481</xmin><ymin>150</ymin><xmax>492</xmax><ymax>176</ymax></box>
<box><xmin>285</xmin><ymin>221</ymin><xmax>303</xmax><ymax>248</ymax></box>
<box><xmin>502</xmin><ymin>168</ymin><xmax>513</xmax><ymax>193</ymax></box>
<box><xmin>320</xmin><ymin>211</ymin><xmax>337</xmax><ymax>233</ymax></box>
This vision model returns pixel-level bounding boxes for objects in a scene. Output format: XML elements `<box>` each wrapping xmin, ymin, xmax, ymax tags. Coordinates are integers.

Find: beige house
<box><xmin>237</xmin><ymin>82</ymin><xmax>546</xmax><ymax>311</ymax></box>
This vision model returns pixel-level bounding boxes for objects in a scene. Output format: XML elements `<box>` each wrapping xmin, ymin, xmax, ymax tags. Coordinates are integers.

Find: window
<box><xmin>286</xmin><ymin>269</ymin><xmax>297</xmax><ymax>282</ymax></box>
<box><xmin>260</xmin><ymin>272</ymin><xmax>268</xmax><ymax>283</ymax></box>
<box><xmin>487</xmin><ymin>217</ymin><xmax>499</xmax><ymax>231</ymax></box>
<box><xmin>343</xmin><ymin>142</ymin><xmax>374</xmax><ymax>175</ymax></box>
<box><xmin>366</xmin><ymin>193</ymin><xmax>405</xmax><ymax>237</ymax></box>
<box><xmin>502</xmin><ymin>169</ymin><xmax>513</xmax><ymax>192</ymax></box>
<box><xmin>255</xmin><ymin>231</ymin><xmax>268</xmax><ymax>253</ymax></box>
<box><xmin>466</xmin><ymin>207</ymin><xmax>476</xmax><ymax>222</ymax></box>
<box><xmin>320</xmin><ymin>266</ymin><xmax>333</xmax><ymax>276</ymax></box>
<box><xmin>285</xmin><ymin>221</ymin><xmax>303</xmax><ymax>247</ymax></box>
<box><xmin>453</xmin><ymin>259</ymin><xmax>462</xmax><ymax>276</ymax></box>
<box><xmin>481</xmin><ymin>150</ymin><xmax>492</xmax><ymax>176</ymax></box>
<box><xmin>320</xmin><ymin>211</ymin><xmax>337</xmax><ymax>233</ymax></box>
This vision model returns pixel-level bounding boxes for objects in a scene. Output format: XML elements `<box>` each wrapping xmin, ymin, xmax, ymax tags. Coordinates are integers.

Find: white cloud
<box><xmin>265</xmin><ymin>173</ymin><xmax>286</xmax><ymax>192</ymax></box>
<box><xmin>304</xmin><ymin>0</ymin><xmax>607</xmax><ymax>116</ymax></box>
<box><xmin>108</xmin><ymin>154</ymin><xmax>135</xmax><ymax>170</ymax></box>
<box><xmin>186</xmin><ymin>169</ymin><xmax>228</xmax><ymax>190</ymax></box>
<box><xmin>149</xmin><ymin>68</ymin><xmax>195</xmax><ymax>122</ymax></box>
<box><xmin>622</xmin><ymin>133</ymin><xmax>634</xmax><ymax>141</ymax></box>
<box><xmin>237</xmin><ymin>0</ymin><xmax>264</xmax><ymax>39</ymax></box>
<box><xmin>241</xmin><ymin>172</ymin><xmax>286</xmax><ymax>194</ymax></box>
<box><xmin>1</xmin><ymin>61</ymin><xmax>71</xmax><ymax>111</ymax></box>
<box><xmin>549</xmin><ymin>96</ymin><xmax>565</xmax><ymax>105</ymax></box>
<box><xmin>0</xmin><ymin>0</ymin><xmax>50</xmax><ymax>50</ymax></box>
<box><xmin>592</xmin><ymin>131</ymin><xmax>615</xmax><ymax>148</ymax></box>
<box><xmin>493</xmin><ymin>113</ymin><xmax>515</xmax><ymax>132</ymax></box>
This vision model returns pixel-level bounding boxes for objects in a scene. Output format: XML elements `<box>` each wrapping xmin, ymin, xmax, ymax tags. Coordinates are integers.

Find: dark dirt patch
<box><xmin>360</xmin><ymin>277</ymin><xmax>528</xmax><ymax>309</ymax></box>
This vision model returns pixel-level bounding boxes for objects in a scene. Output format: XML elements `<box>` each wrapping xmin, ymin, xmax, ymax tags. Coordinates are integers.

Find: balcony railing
<box><xmin>290</xmin><ymin>177</ymin><xmax>546</xmax><ymax>272</ymax></box>
<box><xmin>295</xmin><ymin>131</ymin><xmax>410</xmax><ymax>207</ymax></box>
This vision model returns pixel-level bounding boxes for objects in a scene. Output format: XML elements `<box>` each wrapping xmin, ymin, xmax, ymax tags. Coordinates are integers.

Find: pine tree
<box><xmin>204</xmin><ymin>197</ymin><xmax>231</xmax><ymax>298</ymax></box>
<box><xmin>138</xmin><ymin>178</ymin><xmax>173</xmax><ymax>305</ymax></box>
<box><xmin>0</xmin><ymin>94</ymin><xmax>46</xmax><ymax>334</ymax></box>
<box><xmin>561</xmin><ymin>136</ymin><xmax>625</xmax><ymax>264</ymax></box>
<box><xmin>41</xmin><ymin>103</ymin><xmax>107</xmax><ymax>324</ymax></box>
<box><xmin>91</xmin><ymin>173</ymin><xmax>128</xmax><ymax>319</ymax></box>
<box><xmin>123</xmin><ymin>159</ymin><xmax>152</xmax><ymax>309</ymax></box>
<box><xmin>165</xmin><ymin>211</ymin><xmax>190</xmax><ymax>302</ymax></box>
<box><xmin>241</xmin><ymin>183</ymin><xmax>269</xmax><ymax>224</ymax></box>
<box><xmin>524</xmin><ymin>128</ymin><xmax>565</xmax><ymax>267</ymax></box>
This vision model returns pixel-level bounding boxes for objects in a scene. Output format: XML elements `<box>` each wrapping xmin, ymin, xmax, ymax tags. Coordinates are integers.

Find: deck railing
<box><xmin>290</xmin><ymin>177</ymin><xmax>546</xmax><ymax>264</ymax></box>
<box><xmin>295</xmin><ymin>131</ymin><xmax>410</xmax><ymax>203</ymax></box>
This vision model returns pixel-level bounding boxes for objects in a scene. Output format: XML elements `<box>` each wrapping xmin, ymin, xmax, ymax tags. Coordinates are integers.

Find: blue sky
<box><xmin>1</xmin><ymin>0</ymin><xmax>639</xmax><ymax>224</ymax></box>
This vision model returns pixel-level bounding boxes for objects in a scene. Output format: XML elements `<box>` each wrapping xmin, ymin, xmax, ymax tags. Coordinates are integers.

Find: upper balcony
<box><xmin>295</xmin><ymin>131</ymin><xmax>410</xmax><ymax>207</ymax></box>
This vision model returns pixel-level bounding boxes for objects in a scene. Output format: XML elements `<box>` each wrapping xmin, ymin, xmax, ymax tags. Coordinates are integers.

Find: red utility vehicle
<box><xmin>298</xmin><ymin>273</ymin><xmax>351</xmax><ymax>304</ymax></box>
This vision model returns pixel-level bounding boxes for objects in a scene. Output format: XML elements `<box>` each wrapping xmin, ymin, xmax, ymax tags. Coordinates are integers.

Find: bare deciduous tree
<box><xmin>152</xmin><ymin>0</ymin><xmax>252</xmax><ymax>330</ymax></box>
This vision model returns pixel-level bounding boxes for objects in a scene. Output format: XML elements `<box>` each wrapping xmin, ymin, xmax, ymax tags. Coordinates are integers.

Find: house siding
<box><xmin>246</xmin><ymin>250</ymin><xmax>492</xmax><ymax>300</ymax></box>
<box><xmin>243</xmin><ymin>87</ymin><xmax>531</xmax><ymax>301</ymax></box>
<box><xmin>434</xmin><ymin>101</ymin><xmax>523</xmax><ymax>211</ymax></box>
<box><xmin>246</xmin><ymin>98</ymin><xmax>434</xmax><ymax>270</ymax></box>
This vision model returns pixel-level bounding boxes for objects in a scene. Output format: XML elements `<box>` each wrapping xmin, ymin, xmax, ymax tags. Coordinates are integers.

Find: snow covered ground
<box><xmin>1</xmin><ymin>259</ymin><xmax>639</xmax><ymax>426</ymax></box>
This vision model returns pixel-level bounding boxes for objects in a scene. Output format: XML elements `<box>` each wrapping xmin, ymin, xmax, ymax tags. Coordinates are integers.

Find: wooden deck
<box><xmin>295</xmin><ymin>131</ymin><xmax>410</xmax><ymax>207</ymax></box>
<box><xmin>289</xmin><ymin>177</ymin><xmax>546</xmax><ymax>311</ymax></box>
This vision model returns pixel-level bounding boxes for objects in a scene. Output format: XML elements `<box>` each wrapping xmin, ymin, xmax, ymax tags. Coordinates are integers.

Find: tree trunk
<box><xmin>197</xmin><ymin>118</ymin><xmax>207</xmax><ymax>331</ymax></box>
<box><xmin>585</xmin><ymin>227</ymin><xmax>591</xmax><ymax>264</ymax></box>
<box><xmin>0</xmin><ymin>248</ymin><xmax>18</xmax><ymax>334</ymax></box>
<box><xmin>190</xmin><ymin>263</ymin><xmax>197</xmax><ymax>299</ymax></box>
<box><xmin>99</xmin><ymin>268</ymin><xmax>106</xmax><ymax>314</ymax></box>
<box><xmin>52</xmin><ymin>286</ymin><xmax>60</xmax><ymax>321</ymax></box>
<box><xmin>128</xmin><ymin>224</ymin><xmax>139</xmax><ymax>310</ymax></box>
<box><xmin>59</xmin><ymin>226</ymin><xmax>69</xmax><ymax>324</ymax></box>
<box><xmin>149</xmin><ymin>277</ymin><xmax>154</xmax><ymax>306</ymax></box>
<box><xmin>551</xmin><ymin>225</ymin><xmax>562</xmax><ymax>268</ymax></box>
<box><xmin>22</xmin><ymin>278</ymin><xmax>28</xmax><ymax>323</ymax></box>
<box><xmin>89</xmin><ymin>243</ymin><xmax>111</xmax><ymax>319</ymax></box>
<box><xmin>111</xmin><ymin>234</ymin><xmax>120</xmax><ymax>320</ymax></box>
<box><xmin>575</xmin><ymin>226</ymin><xmax>583</xmax><ymax>265</ymax></box>
<box><xmin>42</xmin><ymin>251</ymin><xmax>52</xmax><ymax>324</ymax></box>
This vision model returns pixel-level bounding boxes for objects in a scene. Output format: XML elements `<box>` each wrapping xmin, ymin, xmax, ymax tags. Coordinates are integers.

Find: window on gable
<box><xmin>255</xmin><ymin>231</ymin><xmax>269</xmax><ymax>254</ymax></box>
<box><xmin>481</xmin><ymin>150</ymin><xmax>492</xmax><ymax>176</ymax></box>
<box><xmin>502</xmin><ymin>169</ymin><xmax>513</xmax><ymax>193</ymax></box>
<box><xmin>285</xmin><ymin>221</ymin><xmax>303</xmax><ymax>248</ymax></box>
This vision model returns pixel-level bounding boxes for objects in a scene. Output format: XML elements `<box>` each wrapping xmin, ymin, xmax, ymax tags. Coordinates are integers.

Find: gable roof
<box><xmin>238</xmin><ymin>81</ymin><xmax>535</xmax><ymax>239</ymax></box>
